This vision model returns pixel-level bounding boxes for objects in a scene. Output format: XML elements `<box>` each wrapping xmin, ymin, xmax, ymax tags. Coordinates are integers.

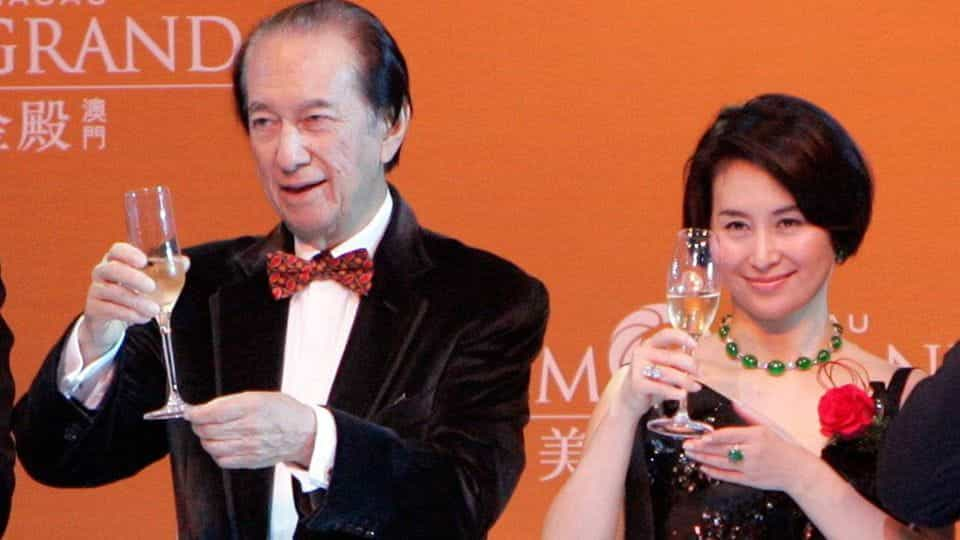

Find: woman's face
<box><xmin>709</xmin><ymin>159</ymin><xmax>835</xmax><ymax>324</ymax></box>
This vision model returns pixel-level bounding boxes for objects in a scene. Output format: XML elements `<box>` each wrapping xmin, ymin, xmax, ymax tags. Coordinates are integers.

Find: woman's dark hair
<box><xmin>683</xmin><ymin>94</ymin><xmax>872</xmax><ymax>261</ymax></box>
<box><xmin>232</xmin><ymin>0</ymin><xmax>411</xmax><ymax>172</ymax></box>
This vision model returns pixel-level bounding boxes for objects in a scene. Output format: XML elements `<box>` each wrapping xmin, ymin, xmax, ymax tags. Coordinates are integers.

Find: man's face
<box><xmin>243</xmin><ymin>27</ymin><xmax>405</xmax><ymax>249</ymax></box>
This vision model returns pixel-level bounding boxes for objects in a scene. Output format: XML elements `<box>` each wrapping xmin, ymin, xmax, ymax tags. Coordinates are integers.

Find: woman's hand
<box><xmin>614</xmin><ymin>328</ymin><xmax>702</xmax><ymax>417</ymax></box>
<box><xmin>682</xmin><ymin>401</ymin><xmax>821</xmax><ymax>494</ymax></box>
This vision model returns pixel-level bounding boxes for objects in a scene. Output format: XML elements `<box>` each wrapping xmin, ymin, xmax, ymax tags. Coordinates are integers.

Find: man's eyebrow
<box><xmin>247</xmin><ymin>101</ymin><xmax>270</xmax><ymax>115</ymax></box>
<box><xmin>246</xmin><ymin>99</ymin><xmax>336</xmax><ymax>115</ymax></box>
<box><xmin>299</xmin><ymin>99</ymin><xmax>335</xmax><ymax>110</ymax></box>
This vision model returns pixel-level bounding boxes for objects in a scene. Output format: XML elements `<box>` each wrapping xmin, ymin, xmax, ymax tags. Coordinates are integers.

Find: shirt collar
<box><xmin>294</xmin><ymin>191</ymin><xmax>393</xmax><ymax>261</ymax></box>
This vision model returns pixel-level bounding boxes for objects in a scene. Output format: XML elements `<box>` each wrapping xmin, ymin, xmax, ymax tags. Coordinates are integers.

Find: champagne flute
<box><xmin>124</xmin><ymin>185</ymin><xmax>189</xmax><ymax>421</ymax></box>
<box><xmin>647</xmin><ymin>228</ymin><xmax>720</xmax><ymax>439</ymax></box>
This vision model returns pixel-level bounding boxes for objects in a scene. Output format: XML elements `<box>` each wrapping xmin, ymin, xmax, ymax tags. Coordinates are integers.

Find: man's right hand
<box><xmin>77</xmin><ymin>243</ymin><xmax>159</xmax><ymax>364</ymax></box>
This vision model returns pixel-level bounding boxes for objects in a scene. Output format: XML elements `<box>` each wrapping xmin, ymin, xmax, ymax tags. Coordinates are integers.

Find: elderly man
<box><xmin>13</xmin><ymin>2</ymin><xmax>548</xmax><ymax>539</ymax></box>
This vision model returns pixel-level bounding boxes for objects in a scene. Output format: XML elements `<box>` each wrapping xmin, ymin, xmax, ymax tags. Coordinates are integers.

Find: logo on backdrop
<box><xmin>0</xmin><ymin>97</ymin><xmax>105</xmax><ymax>151</ymax></box>
<box><xmin>0</xmin><ymin>2</ymin><xmax>242</xmax><ymax>153</ymax></box>
<box><xmin>0</xmin><ymin>10</ymin><xmax>241</xmax><ymax>76</ymax></box>
<box><xmin>531</xmin><ymin>302</ymin><xmax>951</xmax><ymax>482</ymax></box>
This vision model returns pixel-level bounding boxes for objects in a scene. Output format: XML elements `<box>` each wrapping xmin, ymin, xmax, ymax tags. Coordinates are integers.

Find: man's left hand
<box><xmin>184</xmin><ymin>391</ymin><xmax>317</xmax><ymax>469</ymax></box>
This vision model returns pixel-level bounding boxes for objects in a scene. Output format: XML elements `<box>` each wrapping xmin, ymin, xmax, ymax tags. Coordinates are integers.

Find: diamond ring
<box><xmin>641</xmin><ymin>364</ymin><xmax>663</xmax><ymax>380</ymax></box>
<box><xmin>727</xmin><ymin>445</ymin><xmax>744</xmax><ymax>463</ymax></box>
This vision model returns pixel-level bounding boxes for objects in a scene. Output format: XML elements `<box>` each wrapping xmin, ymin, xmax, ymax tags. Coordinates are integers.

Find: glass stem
<box><xmin>156</xmin><ymin>311</ymin><xmax>181</xmax><ymax>402</ymax></box>
<box><xmin>673</xmin><ymin>398</ymin><xmax>691</xmax><ymax>423</ymax></box>
<box><xmin>673</xmin><ymin>341</ymin><xmax>696</xmax><ymax>423</ymax></box>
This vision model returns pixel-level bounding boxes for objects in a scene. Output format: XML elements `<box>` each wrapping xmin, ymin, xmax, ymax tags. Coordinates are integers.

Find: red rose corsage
<box><xmin>817</xmin><ymin>384</ymin><xmax>876</xmax><ymax>439</ymax></box>
<box><xmin>816</xmin><ymin>359</ymin><xmax>884</xmax><ymax>445</ymax></box>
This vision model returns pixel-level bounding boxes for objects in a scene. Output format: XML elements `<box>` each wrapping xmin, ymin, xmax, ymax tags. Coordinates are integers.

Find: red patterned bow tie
<box><xmin>266</xmin><ymin>249</ymin><xmax>374</xmax><ymax>299</ymax></box>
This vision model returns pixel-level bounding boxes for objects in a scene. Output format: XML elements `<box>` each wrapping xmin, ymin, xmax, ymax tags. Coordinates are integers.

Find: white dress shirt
<box><xmin>58</xmin><ymin>191</ymin><xmax>394</xmax><ymax>539</ymax></box>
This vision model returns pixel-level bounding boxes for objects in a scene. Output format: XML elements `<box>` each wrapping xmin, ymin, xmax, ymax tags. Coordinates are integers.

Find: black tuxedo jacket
<box><xmin>878</xmin><ymin>341</ymin><xmax>960</xmax><ymax>527</ymax></box>
<box><xmin>0</xmin><ymin>277</ymin><xmax>15</xmax><ymax>534</ymax></box>
<box><xmin>13</xmin><ymin>189</ymin><xmax>549</xmax><ymax>539</ymax></box>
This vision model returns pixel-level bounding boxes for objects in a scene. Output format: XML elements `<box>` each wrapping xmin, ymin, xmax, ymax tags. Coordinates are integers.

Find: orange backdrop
<box><xmin>1</xmin><ymin>1</ymin><xmax>959</xmax><ymax>538</ymax></box>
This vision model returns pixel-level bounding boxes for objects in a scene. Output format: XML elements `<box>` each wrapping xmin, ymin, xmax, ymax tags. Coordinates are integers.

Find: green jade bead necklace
<box><xmin>718</xmin><ymin>314</ymin><xmax>843</xmax><ymax>376</ymax></box>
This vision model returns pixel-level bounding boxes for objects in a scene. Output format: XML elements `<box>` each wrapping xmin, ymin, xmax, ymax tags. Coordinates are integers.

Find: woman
<box><xmin>543</xmin><ymin>94</ymin><xmax>947</xmax><ymax>539</ymax></box>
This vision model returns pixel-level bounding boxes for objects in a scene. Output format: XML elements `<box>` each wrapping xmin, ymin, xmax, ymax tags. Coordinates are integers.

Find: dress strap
<box><xmin>881</xmin><ymin>367</ymin><xmax>915</xmax><ymax>416</ymax></box>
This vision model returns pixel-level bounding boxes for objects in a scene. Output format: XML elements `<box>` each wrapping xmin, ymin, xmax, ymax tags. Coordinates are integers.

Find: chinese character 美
<box><xmin>539</xmin><ymin>426</ymin><xmax>585</xmax><ymax>481</ymax></box>
<box><xmin>82</xmin><ymin>98</ymin><xmax>107</xmax><ymax>124</ymax></box>
<box><xmin>17</xmin><ymin>101</ymin><xmax>70</xmax><ymax>152</ymax></box>
<box><xmin>0</xmin><ymin>115</ymin><xmax>11</xmax><ymax>151</ymax></box>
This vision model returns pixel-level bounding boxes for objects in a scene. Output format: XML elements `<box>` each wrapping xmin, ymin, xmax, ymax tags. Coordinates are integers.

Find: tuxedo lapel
<box><xmin>327</xmin><ymin>277</ymin><xmax>427</xmax><ymax>419</ymax></box>
<box><xmin>328</xmin><ymin>188</ymin><xmax>433</xmax><ymax>419</ymax></box>
<box><xmin>209</xmin><ymin>227</ymin><xmax>290</xmax><ymax>539</ymax></box>
<box><xmin>211</xmin><ymin>271</ymin><xmax>287</xmax><ymax>395</ymax></box>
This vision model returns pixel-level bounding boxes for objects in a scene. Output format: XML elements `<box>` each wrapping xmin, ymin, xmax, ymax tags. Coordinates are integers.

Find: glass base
<box><xmin>144</xmin><ymin>397</ymin><xmax>186</xmax><ymax>421</ymax></box>
<box><xmin>646</xmin><ymin>417</ymin><xmax>713</xmax><ymax>439</ymax></box>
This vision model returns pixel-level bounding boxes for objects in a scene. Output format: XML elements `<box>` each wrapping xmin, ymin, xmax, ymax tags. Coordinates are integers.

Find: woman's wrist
<box><xmin>610</xmin><ymin>370</ymin><xmax>652</xmax><ymax>420</ymax></box>
<box><xmin>783</xmin><ymin>452</ymin><xmax>832</xmax><ymax>500</ymax></box>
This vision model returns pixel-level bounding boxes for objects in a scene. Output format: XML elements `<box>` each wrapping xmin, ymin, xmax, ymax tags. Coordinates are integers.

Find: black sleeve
<box><xmin>0</xmin><ymin>277</ymin><xmax>15</xmax><ymax>535</ymax></box>
<box><xmin>12</xmin><ymin>320</ymin><xmax>170</xmax><ymax>488</ymax></box>
<box><xmin>877</xmin><ymin>341</ymin><xmax>960</xmax><ymax>527</ymax></box>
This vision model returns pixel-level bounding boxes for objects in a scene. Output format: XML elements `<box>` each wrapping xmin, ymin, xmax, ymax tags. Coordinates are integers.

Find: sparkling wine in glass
<box><xmin>124</xmin><ymin>185</ymin><xmax>189</xmax><ymax>421</ymax></box>
<box><xmin>647</xmin><ymin>228</ymin><xmax>720</xmax><ymax>439</ymax></box>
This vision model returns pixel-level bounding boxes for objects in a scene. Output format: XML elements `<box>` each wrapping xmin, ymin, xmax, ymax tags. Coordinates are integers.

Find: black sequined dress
<box><xmin>623</xmin><ymin>368</ymin><xmax>913</xmax><ymax>539</ymax></box>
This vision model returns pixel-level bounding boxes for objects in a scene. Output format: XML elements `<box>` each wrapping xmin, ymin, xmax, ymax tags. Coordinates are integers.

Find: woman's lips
<box><xmin>744</xmin><ymin>271</ymin><xmax>795</xmax><ymax>291</ymax></box>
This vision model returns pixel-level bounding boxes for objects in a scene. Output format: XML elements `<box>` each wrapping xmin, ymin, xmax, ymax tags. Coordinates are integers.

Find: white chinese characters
<box><xmin>82</xmin><ymin>97</ymin><xmax>106</xmax><ymax>150</ymax></box>
<box><xmin>539</xmin><ymin>427</ymin><xmax>585</xmax><ymax>481</ymax></box>
<box><xmin>0</xmin><ymin>97</ymin><xmax>108</xmax><ymax>152</ymax></box>
<box><xmin>18</xmin><ymin>100</ymin><xmax>70</xmax><ymax>151</ymax></box>
<box><xmin>0</xmin><ymin>114</ymin><xmax>10</xmax><ymax>150</ymax></box>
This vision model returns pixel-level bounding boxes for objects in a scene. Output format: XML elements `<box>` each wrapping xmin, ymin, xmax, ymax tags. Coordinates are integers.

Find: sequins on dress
<box><xmin>623</xmin><ymin>368</ymin><xmax>913</xmax><ymax>539</ymax></box>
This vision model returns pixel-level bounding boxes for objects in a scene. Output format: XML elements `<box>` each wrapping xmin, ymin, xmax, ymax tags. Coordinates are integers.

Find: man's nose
<box><xmin>749</xmin><ymin>230</ymin><xmax>781</xmax><ymax>270</ymax></box>
<box><xmin>276</xmin><ymin>122</ymin><xmax>310</xmax><ymax>174</ymax></box>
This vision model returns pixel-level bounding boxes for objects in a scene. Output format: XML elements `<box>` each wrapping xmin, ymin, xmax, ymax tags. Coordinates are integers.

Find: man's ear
<box><xmin>380</xmin><ymin>102</ymin><xmax>410</xmax><ymax>165</ymax></box>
